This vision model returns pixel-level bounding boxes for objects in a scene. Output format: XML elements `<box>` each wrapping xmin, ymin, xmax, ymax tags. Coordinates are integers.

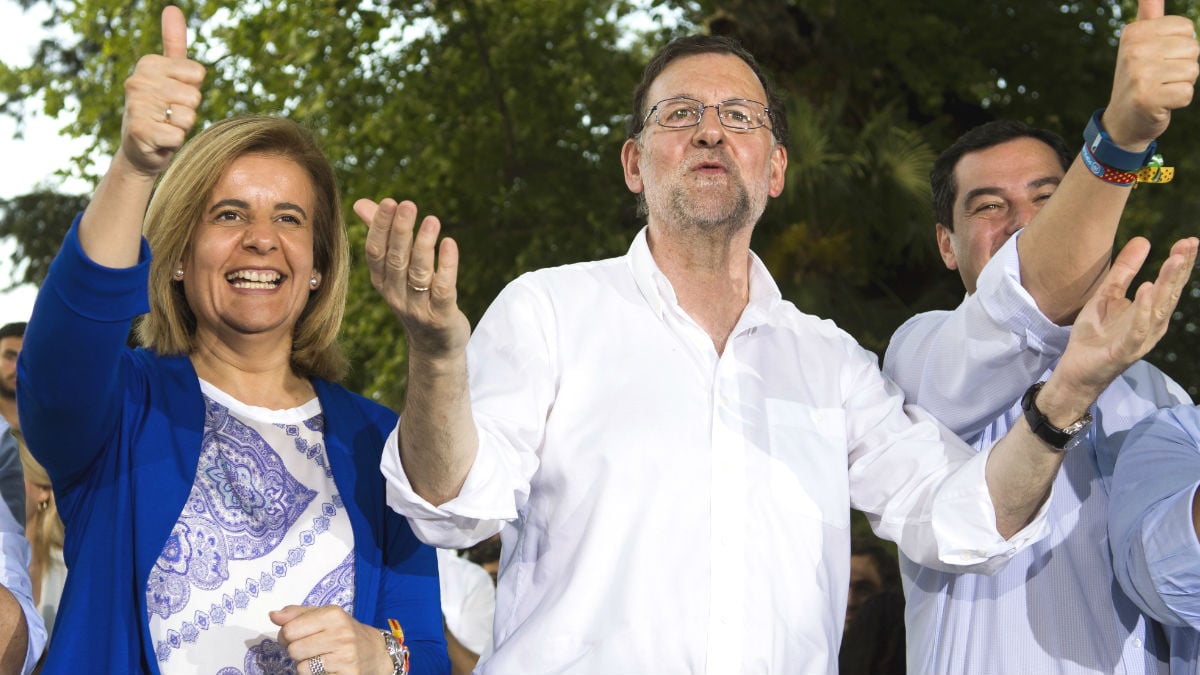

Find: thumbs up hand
<box><xmin>119</xmin><ymin>5</ymin><xmax>206</xmax><ymax>177</ymax></box>
<box><xmin>1104</xmin><ymin>0</ymin><xmax>1199</xmax><ymax>151</ymax></box>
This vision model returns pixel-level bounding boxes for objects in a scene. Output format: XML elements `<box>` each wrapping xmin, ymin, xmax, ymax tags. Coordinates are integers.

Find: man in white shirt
<box><xmin>882</xmin><ymin>2</ymin><xmax>1199</xmax><ymax>673</ymax></box>
<box><xmin>359</xmin><ymin>30</ymin><xmax>1196</xmax><ymax>674</ymax></box>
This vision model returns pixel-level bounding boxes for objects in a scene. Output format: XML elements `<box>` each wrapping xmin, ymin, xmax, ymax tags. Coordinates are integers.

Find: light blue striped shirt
<box><xmin>884</xmin><ymin>233</ymin><xmax>1187</xmax><ymax>674</ymax></box>
<box><xmin>1111</xmin><ymin>405</ymin><xmax>1200</xmax><ymax>675</ymax></box>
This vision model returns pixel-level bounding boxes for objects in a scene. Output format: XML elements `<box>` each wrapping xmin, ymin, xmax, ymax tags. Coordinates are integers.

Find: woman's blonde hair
<box><xmin>136</xmin><ymin>116</ymin><xmax>349</xmax><ymax>381</ymax></box>
<box><xmin>16</xmin><ymin>436</ymin><xmax>63</xmax><ymax>587</ymax></box>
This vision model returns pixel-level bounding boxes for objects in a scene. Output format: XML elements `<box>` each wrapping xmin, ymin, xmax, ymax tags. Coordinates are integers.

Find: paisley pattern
<box><xmin>224</xmin><ymin>553</ymin><xmax>358</xmax><ymax>675</ymax></box>
<box><xmin>149</xmin><ymin>390</ymin><xmax>356</xmax><ymax>673</ymax></box>
<box><xmin>304</xmin><ymin>551</ymin><xmax>356</xmax><ymax>610</ymax></box>
<box><xmin>148</xmin><ymin>398</ymin><xmax>316</xmax><ymax>621</ymax></box>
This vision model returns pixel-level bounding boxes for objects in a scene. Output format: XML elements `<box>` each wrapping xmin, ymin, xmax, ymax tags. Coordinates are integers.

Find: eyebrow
<box><xmin>661</xmin><ymin>93</ymin><xmax>763</xmax><ymax>104</ymax></box>
<box><xmin>208</xmin><ymin>198</ymin><xmax>309</xmax><ymax>219</ymax></box>
<box><xmin>961</xmin><ymin>176</ymin><xmax>1062</xmax><ymax>205</ymax></box>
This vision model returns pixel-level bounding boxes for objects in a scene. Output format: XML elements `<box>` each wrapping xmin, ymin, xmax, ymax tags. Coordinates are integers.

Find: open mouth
<box><xmin>226</xmin><ymin>270</ymin><xmax>284</xmax><ymax>289</ymax></box>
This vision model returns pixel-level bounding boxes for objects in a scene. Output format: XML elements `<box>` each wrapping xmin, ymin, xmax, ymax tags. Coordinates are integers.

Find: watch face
<box><xmin>1060</xmin><ymin>412</ymin><xmax>1094</xmax><ymax>436</ymax></box>
<box><xmin>381</xmin><ymin>631</ymin><xmax>406</xmax><ymax>674</ymax></box>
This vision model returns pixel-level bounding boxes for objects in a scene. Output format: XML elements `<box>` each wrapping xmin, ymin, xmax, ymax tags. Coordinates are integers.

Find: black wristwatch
<box><xmin>1020</xmin><ymin>382</ymin><xmax>1092</xmax><ymax>451</ymax></box>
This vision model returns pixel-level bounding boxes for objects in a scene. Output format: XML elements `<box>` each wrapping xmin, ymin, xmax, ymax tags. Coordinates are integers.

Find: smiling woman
<box><xmin>15</xmin><ymin>6</ymin><xmax>448</xmax><ymax>675</ymax></box>
<box><xmin>137</xmin><ymin>119</ymin><xmax>347</xmax><ymax>390</ymax></box>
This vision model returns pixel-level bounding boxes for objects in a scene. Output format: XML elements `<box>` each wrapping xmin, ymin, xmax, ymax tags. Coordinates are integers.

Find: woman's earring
<box><xmin>173</xmin><ymin>267</ymin><xmax>185</xmax><ymax>280</ymax></box>
<box><xmin>309</xmin><ymin>274</ymin><xmax>320</xmax><ymax>290</ymax></box>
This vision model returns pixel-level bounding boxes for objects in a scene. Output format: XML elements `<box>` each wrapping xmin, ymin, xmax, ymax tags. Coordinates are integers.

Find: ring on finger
<box><xmin>408</xmin><ymin>276</ymin><xmax>430</xmax><ymax>292</ymax></box>
<box><xmin>165</xmin><ymin>105</ymin><xmax>174</xmax><ymax>123</ymax></box>
<box><xmin>309</xmin><ymin>654</ymin><xmax>327</xmax><ymax>675</ymax></box>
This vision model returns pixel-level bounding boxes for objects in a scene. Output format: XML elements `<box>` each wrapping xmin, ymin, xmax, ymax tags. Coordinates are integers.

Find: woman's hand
<box><xmin>118</xmin><ymin>5</ymin><xmax>205</xmax><ymax>178</ymax></box>
<box><xmin>77</xmin><ymin>5</ymin><xmax>206</xmax><ymax>268</ymax></box>
<box><xmin>271</xmin><ymin>604</ymin><xmax>394</xmax><ymax>675</ymax></box>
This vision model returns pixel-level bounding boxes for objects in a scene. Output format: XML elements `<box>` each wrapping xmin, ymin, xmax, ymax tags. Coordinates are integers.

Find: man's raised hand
<box><xmin>1104</xmin><ymin>0</ymin><xmax>1199</xmax><ymax>150</ymax></box>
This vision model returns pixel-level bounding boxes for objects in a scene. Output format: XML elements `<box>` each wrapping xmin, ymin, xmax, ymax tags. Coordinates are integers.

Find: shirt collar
<box><xmin>625</xmin><ymin>226</ymin><xmax>783</xmax><ymax>327</ymax></box>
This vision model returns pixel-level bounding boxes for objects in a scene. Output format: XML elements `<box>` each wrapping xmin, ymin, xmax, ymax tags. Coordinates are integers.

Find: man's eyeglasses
<box><xmin>642</xmin><ymin>96</ymin><xmax>771</xmax><ymax>132</ymax></box>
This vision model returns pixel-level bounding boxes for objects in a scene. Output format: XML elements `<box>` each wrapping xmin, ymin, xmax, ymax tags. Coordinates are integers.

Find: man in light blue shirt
<box><xmin>0</xmin><ymin>498</ymin><xmax>46</xmax><ymax>674</ymax></box>
<box><xmin>882</xmin><ymin>2</ymin><xmax>1199</xmax><ymax>672</ymax></box>
<box><xmin>1111</xmin><ymin>409</ymin><xmax>1200</xmax><ymax>674</ymax></box>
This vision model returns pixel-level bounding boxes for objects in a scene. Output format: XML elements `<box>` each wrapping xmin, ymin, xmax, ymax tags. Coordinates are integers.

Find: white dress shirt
<box><xmin>0</xmin><ymin>498</ymin><xmax>46</xmax><ymax>674</ymax></box>
<box><xmin>437</xmin><ymin>548</ymin><xmax>495</xmax><ymax>657</ymax></box>
<box><xmin>884</xmin><ymin>232</ymin><xmax>1186</xmax><ymax>675</ymax></box>
<box><xmin>384</xmin><ymin>228</ymin><xmax>1049</xmax><ymax>675</ymax></box>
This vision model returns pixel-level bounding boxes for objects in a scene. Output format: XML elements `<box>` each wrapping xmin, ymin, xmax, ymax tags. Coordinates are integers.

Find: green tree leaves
<box><xmin>2</xmin><ymin>0</ymin><xmax>1198</xmax><ymax>401</ymax></box>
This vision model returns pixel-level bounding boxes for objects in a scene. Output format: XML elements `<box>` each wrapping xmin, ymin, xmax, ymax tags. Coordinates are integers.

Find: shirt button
<box><xmin>1133</xmin><ymin>638</ymin><xmax>1143</xmax><ymax>649</ymax></box>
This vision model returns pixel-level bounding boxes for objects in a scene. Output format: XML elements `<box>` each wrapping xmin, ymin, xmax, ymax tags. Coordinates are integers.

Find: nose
<box><xmin>1009</xmin><ymin>201</ymin><xmax>1037</xmax><ymax>234</ymax></box>
<box><xmin>241</xmin><ymin>217</ymin><xmax>279</xmax><ymax>253</ymax></box>
<box><xmin>690</xmin><ymin>105</ymin><xmax>725</xmax><ymax>147</ymax></box>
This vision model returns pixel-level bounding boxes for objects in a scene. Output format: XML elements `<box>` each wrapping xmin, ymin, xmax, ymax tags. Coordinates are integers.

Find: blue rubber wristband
<box><xmin>1083</xmin><ymin>109</ymin><xmax>1157</xmax><ymax>172</ymax></box>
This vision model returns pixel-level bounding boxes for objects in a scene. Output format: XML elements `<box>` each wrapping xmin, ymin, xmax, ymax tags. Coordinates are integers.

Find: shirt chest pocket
<box><xmin>765</xmin><ymin>399</ymin><xmax>850</xmax><ymax>529</ymax></box>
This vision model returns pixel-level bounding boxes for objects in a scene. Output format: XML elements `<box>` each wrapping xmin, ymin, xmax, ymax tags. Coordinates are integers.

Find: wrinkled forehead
<box><xmin>646</xmin><ymin>52</ymin><xmax>768</xmax><ymax>107</ymax></box>
<box><xmin>953</xmin><ymin>137</ymin><xmax>1066</xmax><ymax>204</ymax></box>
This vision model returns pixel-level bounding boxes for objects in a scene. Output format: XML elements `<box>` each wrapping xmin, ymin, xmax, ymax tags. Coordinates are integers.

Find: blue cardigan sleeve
<box><xmin>18</xmin><ymin>215</ymin><xmax>152</xmax><ymax>489</ymax></box>
<box><xmin>363</xmin><ymin>400</ymin><xmax>448</xmax><ymax>674</ymax></box>
<box><xmin>380</xmin><ymin>516</ymin><xmax>450</xmax><ymax>674</ymax></box>
<box><xmin>323</xmin><ymin>383</ymin><xmax>448</xmax><ymax>674</ymax></box>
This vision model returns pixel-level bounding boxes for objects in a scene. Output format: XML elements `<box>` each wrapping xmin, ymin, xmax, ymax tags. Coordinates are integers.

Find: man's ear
<box><xmin>621</xmin><ymin>138</ymin><xmax>645</xmax><ymax>194</ymax></box>
<box><xmin>935</xmin><ymin>223</ymin><xmax>959</xmax><ymax>271</ymax></box>
<box><xmin>768</xmin><ymin>145</ymin><xmax>787</xmax><ymax>198</ymax></box>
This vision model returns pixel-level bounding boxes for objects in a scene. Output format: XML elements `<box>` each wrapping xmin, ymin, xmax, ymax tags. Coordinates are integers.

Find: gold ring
<box><xmin>165</xmin><ymin>105</ymin><xmax>173</xmax><ymax>123</ymax></box>
<box><xmin>408</xmin><ymin>284</ymin><xmax>430</xmax><ymax>292</ymax></box>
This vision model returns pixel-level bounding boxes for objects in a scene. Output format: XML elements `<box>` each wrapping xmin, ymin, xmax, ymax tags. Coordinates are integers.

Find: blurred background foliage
<box><xmin>0</xmin><ymin>0</ymin><xmax>1197</xmax><ymax>415</ymax></box>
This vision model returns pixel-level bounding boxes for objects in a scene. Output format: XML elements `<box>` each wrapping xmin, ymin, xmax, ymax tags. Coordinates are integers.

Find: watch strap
<box><xmin>1021</xmin><ymin>382</ymin><xmax>1092</xmax><ymax>451</ymax></box>
<box><xmin>1083</xmin><ymin>108</ymin><xmax>1158</xmax><ymax>172</ymax></box>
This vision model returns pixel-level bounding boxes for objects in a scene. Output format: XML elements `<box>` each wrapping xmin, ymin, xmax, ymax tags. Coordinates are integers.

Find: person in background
<box><xmin>0</xmin><ymin>323</ymin><xmax>42</xmax><ymax>673</ymax></box>
<box><xmin>845</xmin><ymin>535</ymin><xmax>899</xmax><ymax>632</ymax></box>
<box><xmin>0</xmin><ymin>495</ymin><xmax>45</xmax><ymax>674</ymax></box>
<box><xmin>0</xmin><ymin>322</ymin><xmax>27</xmax><ymax>527</ymax></box>
<box><xmin>462</xmin><ymin>535</ymin><xmax>500</xmax><ymax>586</ymax></box>
<box><xmin>17</xmin><ymin>7</ymin><xmax>447</xmax><ymax>674</ymax></box>
<box><xmin>437</xmin><ymin>548</ymin><xmax>495</xmax><ymax>675</ymax></box>
<box><xmin>16</xmin><ymin>435</ymin><xmax>63</xmax><ymax>639</ymax></box>
<box><xmin>839</xmin><ymin>590</ymin><xmax>906</xmax><ymax>675</ymax></box>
